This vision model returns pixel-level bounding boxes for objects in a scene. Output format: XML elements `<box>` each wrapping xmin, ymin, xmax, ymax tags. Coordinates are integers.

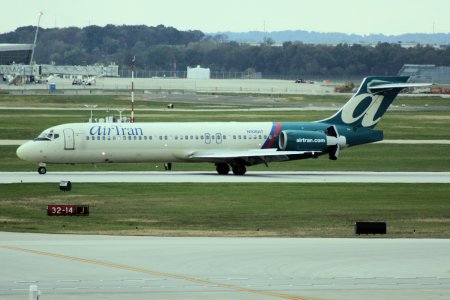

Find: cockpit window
<box><xmin>34</xmin><ymin>129</ymin><xmax>60</xmax><ymax>141</ymax></box>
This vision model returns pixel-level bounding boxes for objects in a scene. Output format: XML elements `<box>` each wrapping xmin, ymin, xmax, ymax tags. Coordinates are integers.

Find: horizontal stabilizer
<box><xmin>368</xmin><ymin>82</ymin><xmax>431</xmax><ymax>92</ymax></box>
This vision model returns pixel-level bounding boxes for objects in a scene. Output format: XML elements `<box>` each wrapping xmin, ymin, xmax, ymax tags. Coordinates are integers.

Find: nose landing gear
<box><xmin>37</xmin><ymin>163</ymin><xmax>47</xmax><ymax>175</ymax></box>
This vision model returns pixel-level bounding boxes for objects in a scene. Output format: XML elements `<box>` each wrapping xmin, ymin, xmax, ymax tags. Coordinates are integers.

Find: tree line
<box><xmin>1</xmin><ymin>25</ymin><xmax>450</xmax><ymax>77</ymax></box>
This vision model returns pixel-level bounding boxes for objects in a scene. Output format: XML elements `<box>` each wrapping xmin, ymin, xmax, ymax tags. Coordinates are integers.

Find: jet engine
<box><xmin>278</xmin><ymin>126</ymin><xmax>346</xmax><ymax>160</ymax></box>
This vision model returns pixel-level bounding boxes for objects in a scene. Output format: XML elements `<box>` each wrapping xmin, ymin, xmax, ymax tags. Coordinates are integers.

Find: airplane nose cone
<box><xmin>16</xmin><ymin>143</ymin><xmax>29</xmax><ymax>161</ymax></box>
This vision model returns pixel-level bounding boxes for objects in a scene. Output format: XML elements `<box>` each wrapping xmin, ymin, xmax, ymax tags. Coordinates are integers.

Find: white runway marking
<box><xmin>0</xmin><ymin>171</ymin><xmax>449</xmax><ymax>184</ymax></box>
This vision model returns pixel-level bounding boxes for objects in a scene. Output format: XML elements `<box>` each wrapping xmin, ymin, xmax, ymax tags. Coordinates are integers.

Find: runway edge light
<box><xmin>59</xmin><ymin>180</ymin><xmax>72</xmax><ymax>192</ymax></box>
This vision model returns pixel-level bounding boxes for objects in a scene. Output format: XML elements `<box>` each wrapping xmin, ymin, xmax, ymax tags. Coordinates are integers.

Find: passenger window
<box><xmin>97</xmin><ymin>136</ymin><xmax>100</xmax><ymax>140</ymax></box>
<box><xmin>86</xmin><ymin>136</ymin><xmax>90</xmax><ymax>141</ymax></box>
<box><xmin>223</xmin><ymin>135</ymin><xmax>226</xmax><ymax>140</ymax></box>
<box><xmin>259</xmin><ymin>135</ymin><xmax>262</xmax><ymax>139</ymax></box>
<box><xmin>190</xmin><ymin>135</ymin><xmax>193</xmax><ymax>140</ymax></box>
<box><xmin>144</xmin><ymin>136</ymin><xmax>147</xmax><ymax>140</ymax></box>
<box><xmin>175</xmin><ymin>136</ymin><xmax>178</xmax><ymax>140</ymax></box>
<box><xmin>159</xmin><ymin>136</ymin><xmax>163</xmax><ymax>140</ymax></box>
<box><xmin>128</xmin><ymin>136</ymin><xmax>132</xmax><ymax>140</ymax></box>
<box><xmin>164</xmin><ymin>136</ymin><xmax>168</xmax><ymax>140</ymax></box>
<box><xmin>201</xmin><ymin>135</ymin><xmax>204</xmax><ymax>140</ymax></box>
<box><xmin>195</xmin><ymin>136</ymin><xmax>199</xmax><ymax>140</ymax></box>
<box><xmin>233</xmin><ymin>135</ymin><xmax>236</xmax><ymax>139</ymax></box>
<box><xmin>185</xmin><ymin>135</ymin><xmax>188</xmax><ymax>140</ymax></box>
<box><xmin>243</xmin><ymin>136</ymin><xmax>247</xmax><ymax>140</ymax></box>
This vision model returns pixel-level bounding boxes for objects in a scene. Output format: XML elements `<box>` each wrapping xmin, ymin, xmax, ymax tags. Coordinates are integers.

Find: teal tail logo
<box><xmin>323</xmin><ymin>76</ymin><xmax>411</xmax><ymax>129</ymax></box>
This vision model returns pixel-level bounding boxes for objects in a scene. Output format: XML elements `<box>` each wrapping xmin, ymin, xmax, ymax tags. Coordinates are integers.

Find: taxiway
<box><xmin>0</xmin><ymin>171</ymin><xmax>449</xmax><ymax>183</ymax></box>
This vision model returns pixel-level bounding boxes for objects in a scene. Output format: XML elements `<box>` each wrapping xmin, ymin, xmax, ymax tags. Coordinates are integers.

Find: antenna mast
<box><xmin>130</xmin><ymin>56</ymin><xmax>136</xmax><ymax>123</ymax></box>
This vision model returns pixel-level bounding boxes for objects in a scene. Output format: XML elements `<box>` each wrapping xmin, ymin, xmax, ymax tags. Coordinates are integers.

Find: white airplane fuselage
<box><xmin>17</xmin><ymin>122</ymin><xmax>280</xmax><ymax>164</ymax></box>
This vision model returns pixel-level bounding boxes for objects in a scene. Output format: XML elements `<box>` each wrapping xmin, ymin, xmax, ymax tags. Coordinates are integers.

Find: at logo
<box><xmin>340</xmin><ymin>93</ymin><xmax>384</xmax><ymax>127</ymax></box>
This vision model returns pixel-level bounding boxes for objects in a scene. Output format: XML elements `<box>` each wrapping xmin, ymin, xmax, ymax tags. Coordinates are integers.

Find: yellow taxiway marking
<box><xmin>1</xmin><ymin>245</ymin><xmax>304</xmax><ymax>300</ymax></box>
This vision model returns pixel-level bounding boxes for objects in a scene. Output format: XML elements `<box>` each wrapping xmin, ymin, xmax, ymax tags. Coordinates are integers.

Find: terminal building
<box><xmin>0</xmin><ymin>44</ymin><xmax>33</xmax><ymax>65</ymax></box>
<box><xmin>0</xmin><ymin>43</ymin><xmax>118</xmax><ymax>85</ymax></box>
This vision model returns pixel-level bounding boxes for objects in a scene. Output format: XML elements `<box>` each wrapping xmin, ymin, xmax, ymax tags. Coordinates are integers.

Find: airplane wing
<box><xmin>188</xmin><ymin>148</ymin><xmax>319</xmax><ymax>165</ymax></box>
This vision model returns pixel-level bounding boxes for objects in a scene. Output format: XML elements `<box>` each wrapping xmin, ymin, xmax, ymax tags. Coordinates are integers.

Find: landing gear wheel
<box><xmin>37</xmin><ymin>166</ymin><xmax>47</xmax><ymax>175</ymax></box>
<box><xmin>216</xmin><ymin>163</ymin><xmax>230</xmax><ymax>175</ymax></box>
<box><xmin>232</xmin><ymin>164</ymin><xmax>246</xmax><ymax>176</ymax></box>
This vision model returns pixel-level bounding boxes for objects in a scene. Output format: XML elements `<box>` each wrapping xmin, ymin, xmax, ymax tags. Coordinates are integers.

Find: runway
<box><xmin>0</xmin><ymin>232</ymin><xmax>449</xmax><ymax>300</ymax></box>
<box><xmin>0</xmin><ymin>171</ymin><xmax>449</xmax><ymax>183</ymax></box>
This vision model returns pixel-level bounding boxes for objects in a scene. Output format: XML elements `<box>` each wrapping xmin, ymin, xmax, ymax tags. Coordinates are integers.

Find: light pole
<box><xmin>84</xmin><ymin>104</ymin><xmax>97</xmax><ymax>122</ymax></box>
<box><xmin>116</xmin><ymin>109</ymin><xmax>126</xmax><ymax>123</ymax></box>
<box><xmin>30</xmin><ymin>12</ymin><xmax>43</xmax><ymax>65</ymax></box>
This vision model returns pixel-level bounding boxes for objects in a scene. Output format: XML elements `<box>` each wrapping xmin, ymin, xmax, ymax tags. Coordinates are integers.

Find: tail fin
<box><xmin>322</xmin><ymin>76</ymin><xmax>428</xmax><ymax>129</ymax></box>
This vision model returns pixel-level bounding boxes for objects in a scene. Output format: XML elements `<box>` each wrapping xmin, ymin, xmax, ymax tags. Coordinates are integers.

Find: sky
<box><xmin>0</xmin><ymin>0</ymin><xmax>449</xmax><ymax>35</ymax></box>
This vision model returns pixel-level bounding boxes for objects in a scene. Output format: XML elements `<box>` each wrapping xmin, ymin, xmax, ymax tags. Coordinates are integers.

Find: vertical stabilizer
<box><xmin>322</xmin><ymin>76</ymin><xmax>411</xmax><ymax>129</ymax></box>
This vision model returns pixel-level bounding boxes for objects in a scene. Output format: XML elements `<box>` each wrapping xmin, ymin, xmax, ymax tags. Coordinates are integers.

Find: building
<box><xmin>0</xmin><ymin>43</ymin><xmax>118</xmax><ymax>85</ymax></box>
<box><xmin>0</xmin><ymin>44</ymin><xmax>33</xmax><ymax>65</ymax></box>
<box><xmin>398</xmin><ymin>64</ymin><xmax>450</xmax><ymax>84</ymax></box>
<box><xmin>187</xmin><ymin>65</ymin><xmax>210</xmax><ymax>79</ymax></box>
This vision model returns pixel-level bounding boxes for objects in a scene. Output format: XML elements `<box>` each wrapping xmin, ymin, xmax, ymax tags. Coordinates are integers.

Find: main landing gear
<box><xmin>216</xmin><ymin>163</ymin><xmax>230</xmax><ymax>175</ymax></box>
<box><xmin>215</xmin><ymin>163</ymin><xmax>246</xmax><ymax>176</ymax></box>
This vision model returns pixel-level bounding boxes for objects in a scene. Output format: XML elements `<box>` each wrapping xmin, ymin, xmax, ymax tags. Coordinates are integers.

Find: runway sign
<box><xmin>47</xmin><ymin>205</ymin><xmax>89</xmax><ymax>216</ymax></box>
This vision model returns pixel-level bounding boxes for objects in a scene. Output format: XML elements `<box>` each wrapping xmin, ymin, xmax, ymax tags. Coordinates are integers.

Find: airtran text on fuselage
<box><xmin>89</xmin><ymin>125</ymin><xmax>144</xmax><ymax>136</ymax></box>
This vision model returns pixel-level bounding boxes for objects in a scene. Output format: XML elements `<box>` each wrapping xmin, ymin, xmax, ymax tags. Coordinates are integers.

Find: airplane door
<box><xmin>63</xmin><ymin>128</ymin><xmax>75</xmax><ymax>150</ymax></box>
<box><xmin>216</xmin><ymin>133</ymin><xmax>222</xmax><ymax>144</ymax></box>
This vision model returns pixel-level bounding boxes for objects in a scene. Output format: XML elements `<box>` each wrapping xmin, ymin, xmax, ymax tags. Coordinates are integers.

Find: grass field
<box><xmin>0</xmin><ymin>183</ymin><xmax>449</xmax><ymax>237</ymax></box>
<box><xmin>0</xmin><ymin>93</ymin><xmax>449</xmax><ymax>238</ymax></box>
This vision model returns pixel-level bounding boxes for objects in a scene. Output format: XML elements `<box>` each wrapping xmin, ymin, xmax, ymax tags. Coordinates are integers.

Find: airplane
<box><xmin>16</xmin><ymin>76</ymin><xmax>429</xmax><ymax>175</ymax></box>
